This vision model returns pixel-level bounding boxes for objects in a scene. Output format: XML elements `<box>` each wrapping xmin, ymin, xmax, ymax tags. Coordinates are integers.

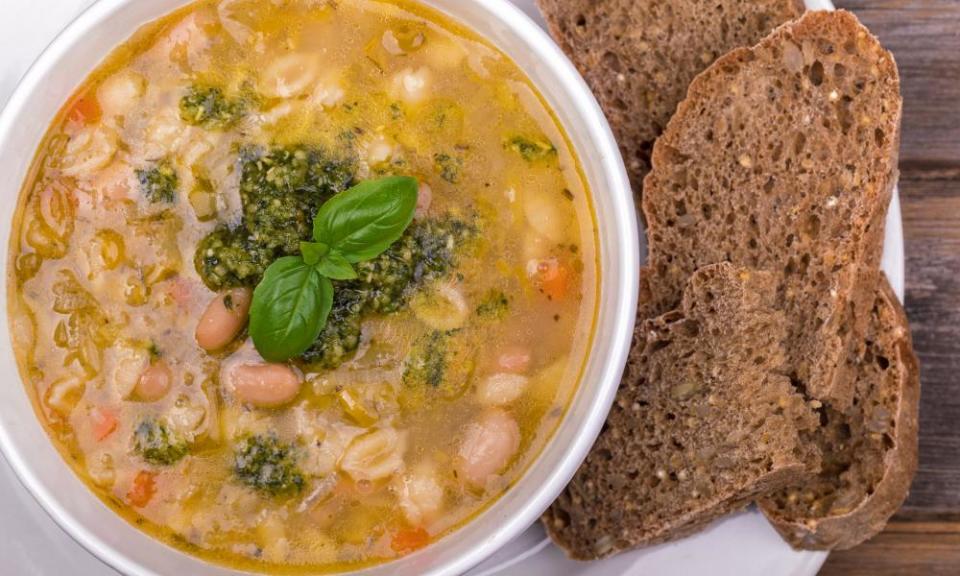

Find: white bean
<box><xmin>456</xmin><ymin>410</ymin><xmax>521</xmax><ymax>489</ymax></box>
<box><xmin>196</xmin><ymin>288</ymin><xmax>252</xmax><ymax>351</ymax></box>
<box><xmin>227</xmin><ymin>363</ymin><xmax>302</xmax><ymax>408</ymax></box>
<box><xmin>135</xmin><ymin>361</ymin><xmax>173</xmax><ymax>402</ymax></box>
<box><xmin>398</xmin><ymin>462</ymin><xmax>445</xmax><ymax>525</ymax></box>
<box><xmin>339</xmin><ymin>428</ymin><xmax>406</xmax><ymax>482</ymax></box>
<box><xmin>477</xmin><ymin>373</ymin><xmax>529</xmax><ymax>406</ymax></box>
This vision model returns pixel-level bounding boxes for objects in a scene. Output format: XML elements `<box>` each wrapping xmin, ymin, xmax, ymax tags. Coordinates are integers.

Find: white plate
<box><xmin>0</xmin><ymin>0</ymin><xmax>904</xmax><ymax>575</ymax></box>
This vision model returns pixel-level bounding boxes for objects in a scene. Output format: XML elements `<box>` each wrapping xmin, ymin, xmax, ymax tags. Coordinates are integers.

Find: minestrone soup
<box><xmin>8</xmin><ymin>0</ymin><xmax>598</xmax><ymax>572</ymax></box>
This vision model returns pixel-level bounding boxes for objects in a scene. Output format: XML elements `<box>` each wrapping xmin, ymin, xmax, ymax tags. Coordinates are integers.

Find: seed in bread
<box><xmin>640</xmin><ymin>10</ymin><xmax>902</xmax><ymax>408</ymax></box>
<box><xmin>536</xmin><ymin>0</ymin><xmax>804</xmax><ymax>195</ymax></box>
<box><xmin>543</xmin><ymin>263</ymin><xmax>820</xmax><ymax>559</ymax></box>
<box><xmin>758</xmin><ymin>275</ymin><xmax>919</xmax><ymax>550</ymax></box>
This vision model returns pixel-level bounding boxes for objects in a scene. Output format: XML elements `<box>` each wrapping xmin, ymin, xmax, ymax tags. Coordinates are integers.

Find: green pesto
<box><xmin>403</xmin><ymin>330</ymin><xmax>449</xmax><ymax>388</ymax></box>
<box><xmin>233</xmin><ymin>434</ymin><xmax>305</xmax><ymax>496</ymax></box>
<box><xmin>433</xmin><ymin>152</ymin><xmax>463</xmax><ymax>183</ymax></box>
<box><xmin>506</xmin><ymin>135</ymin><xmax>557</xmax><ymax>163</ymax></box>
<box><xmin>136</xmin><ymin>159</ymin><xmax>179</xmax><ymax>204</ymax></box>
<box><xmin>179</xmin><ymin>86</ymin><xmax>249</xmax><ymax>129</ymax></box>
<box><xmin>475</xmin><ymin>289</ymin><xmax>510</xmax><ymax>319</ymax></box>
<box><xmin>194</xmin><ymin>146</ymin><xmax>355</xmax><ymax>290</ymax></box>
<box><xmin>133</xmin><ymin>419</ymin><xmax>189</xmax><ymax>466</ymax></box>
<box><xmin>194</xmin><ymin>145</ymin><xmax>473</xmax><ymax>368</ymax></box>
<box><xmin>301</xmin><ymin>217</ymin><xmax>474</xmax><ymax>368</ymax></box>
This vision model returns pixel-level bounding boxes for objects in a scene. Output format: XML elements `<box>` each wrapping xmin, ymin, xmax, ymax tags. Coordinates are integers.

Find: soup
<box><xmin>8</xmin><ymin>0</ymin><xmax>597</xmax><ymax>572</ymax></box>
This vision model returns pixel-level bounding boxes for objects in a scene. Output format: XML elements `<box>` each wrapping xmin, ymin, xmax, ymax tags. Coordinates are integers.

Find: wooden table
<box><xmin>821</xmin><ymin>1</ymin><xmax>960</xmax><ymax>574</ymax></box>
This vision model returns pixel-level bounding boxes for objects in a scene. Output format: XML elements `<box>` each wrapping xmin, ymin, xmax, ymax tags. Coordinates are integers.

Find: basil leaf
<box><xmin>312</xmin><ymin>175</ymin><xmax>418</xmax><ymax>263</ymax></box>
<box><xmin>300</xmin><ymin>241</ymin><xmax>329</xmax><ymax>266</ymax></box>
<box><xmin>249</xmin><ymin>256</ymin><xmax>333</xmax><ymax>362</ymax></box>
<box><xmin>316</xmin><ymin>251</ymin><xmax>358</xmax><ymax>280</ymax></box>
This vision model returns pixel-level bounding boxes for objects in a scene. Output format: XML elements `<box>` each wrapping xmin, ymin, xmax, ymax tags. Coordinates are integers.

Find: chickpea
<box><xmin>456</xmin><ymin>409</ymin><xmax>521</xmax><ymax>490</ymax></box>
<box><xmin>227</xmin><ymin>363</ymin><xmax>302</xmax><ymax>408</ymax></box>
<box><xmin>135</xmin><ymin>361</ymin><xmax>173</xmax><ymax>402</ymax></box>
<box><xmin>196</xmin><ymin>288</ymin><xmax>252</xmax><ymax>352</ymax></box>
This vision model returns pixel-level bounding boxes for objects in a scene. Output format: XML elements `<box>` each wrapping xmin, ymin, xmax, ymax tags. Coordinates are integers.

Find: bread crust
<box><xmin>759</xmin><ymin>275</ymin><xmax>920</xmax><ymax>550</ymax></box>
<box><xmin>640</xmin><ymin>10</ymin><xmax>903</xmax><ymax>409</ymax></box>
<box><xmin>543</xmin><ymin>264</ymin><xmax>819</xmax><ymax>559</ymax></box>
<box><xmin>536</xmin><ymin>0</ymin><xmax>804</xmax><ymax>198</ymax></box>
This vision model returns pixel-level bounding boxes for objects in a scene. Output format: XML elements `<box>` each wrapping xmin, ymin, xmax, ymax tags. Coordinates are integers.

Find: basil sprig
<box><xmin>249</xmin><ymin>176</ymin><xmax>418</xmax><ymax>361</ymax></box>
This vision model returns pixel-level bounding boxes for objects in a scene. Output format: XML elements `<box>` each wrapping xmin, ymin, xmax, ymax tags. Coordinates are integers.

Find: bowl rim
<box><xmin>0</xmin><ymin>0</ymin><xmax>639</xmax><ymax>575</ymax></box>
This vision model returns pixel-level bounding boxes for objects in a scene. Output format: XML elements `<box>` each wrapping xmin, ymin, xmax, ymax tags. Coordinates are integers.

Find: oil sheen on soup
<box><xmin>8</xmin><ymin>0</ymin><xmax>597</xmax><ymax>571</ymax></box>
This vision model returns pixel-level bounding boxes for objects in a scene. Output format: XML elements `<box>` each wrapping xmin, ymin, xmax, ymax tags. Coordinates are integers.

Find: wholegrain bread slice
<box><xmin>543</xmin><ymin>263</ymin><xmax>820</xmax><ymax>559</ymax></box>
<box><xmin>640</xmin><ymin>10</ymin><xmax>902</xmax><ymax>408</ymax></box>
<box><xmin>536</xmin><ymin>0</ymin><xmax>804</xmax><ymax>195</ymax></box>
<box><xmin>758</xmin><ymin>275</ymin><xmax>919</xmax><ymax>550</ymax></box>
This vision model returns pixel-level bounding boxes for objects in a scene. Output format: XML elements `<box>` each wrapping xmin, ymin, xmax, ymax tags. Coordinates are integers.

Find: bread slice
<box><xmin>758</xmin><ymin>275</ymin><xmax>919</xmax><ymax>550</ymax></box>
<box><xmin>543</xmin><ymin>263</ymin><xmax>820</xmax><ymax>560</ymax></box>
<box><xmin>536</xmin><ymin>0</ymin><xmax>804</xmax><ymax>195</ymax></box>
<box><xmin>640</xmin><ymin>10</ymin><xmax>902</xmax><ymax>408</ymax></box>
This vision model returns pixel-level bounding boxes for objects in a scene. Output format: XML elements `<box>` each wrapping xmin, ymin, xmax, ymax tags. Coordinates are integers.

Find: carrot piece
<box><xmin>90</xmin><ymin>407</ymin><xmax>118</xmax><ymax>441</ymax></box>
<box><xmin>128</xmin><ymin>471</ymin><xmax>156</xmax><ymax>508</ymax></box>
<box><xmin>537</xmin><ymin>258</ymin><xmax>571</xmax><ymax>301</ymax></box>
<box><xmin>67</xmin><ymin>93</ymin><xmax>102</xmax><ymax>125</ymax></box>
<box><xmin>391</xmin><ymin>527</ymin><xmax>430</xmax><ymax>554</ymax></box>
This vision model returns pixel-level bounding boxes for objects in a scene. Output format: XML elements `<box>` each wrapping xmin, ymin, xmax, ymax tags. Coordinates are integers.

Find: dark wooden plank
<box><xmin>898</xmin><ymin>171</ymin><xmax>960</xmax><ymax>513</ymax></box>
<box><xmin>834</xmin><ymin>0</ymin><xmax>960</xmax><ymax>166</ymax></box>
<box><xmin>820</xmin><ymin>2</ymin><xmax>960</xmax><ymax>571</ymax></box>
<box><xmin>820</xmin><ymin>518</ymin><xmax>960</xmax><ymax>576</ymax></box>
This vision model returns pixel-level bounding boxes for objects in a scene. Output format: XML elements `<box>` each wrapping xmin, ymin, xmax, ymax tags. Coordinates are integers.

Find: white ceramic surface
<box><xmin>0</xmin><ymin>0</ymin><xmax>905</xmax><ymax>575</ymax></box>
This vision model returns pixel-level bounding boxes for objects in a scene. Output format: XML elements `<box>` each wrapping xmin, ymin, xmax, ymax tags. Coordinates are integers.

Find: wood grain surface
<box><xmin>821</xmin><ymin>1</ymin><xmax>960</xmax><ymax>574</ymax></box>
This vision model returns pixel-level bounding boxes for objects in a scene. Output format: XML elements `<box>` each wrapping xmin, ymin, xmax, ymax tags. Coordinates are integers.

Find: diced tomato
<box><xmin>128</xmin><ymin>471</ymin><xmax>156</xmax><ymax>508</ymax></box>
<box><xmin>391</xmin><ymin>527</ymin><xmax>430</xmax><ymax>554</ymax></box>
<box><xmin>536</xmin><ymin>258</ymin><xmax>571</xmax><ymax>301</ymax></box>
<box><xmin>67</xmin><ymin>93</ymin><xmax>102</xmax><ymax>125</ymax></box>
<box><xmin>90</xmin><ymin>407</ymin><xmax>118</xmax><ymax>441</ymax></box>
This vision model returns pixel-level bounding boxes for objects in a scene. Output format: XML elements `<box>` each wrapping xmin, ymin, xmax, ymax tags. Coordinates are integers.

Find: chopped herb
<box><xmin>233</xmin><ymin>434</ymin><xmax>304</xmax><ymax>496</ymax></box>
<box><xmin>194</xmin><ymin>145</ymin><xmax>355</xmax><ymax>290</ymax></box>
<box><xmin>506</xmin><ymin>135</ymin><xmax>557</xmax><ymax>163</ymax></box>
<box><xmin>401</xmin><ymin>330</ymin><xmax>475</xmax><ymax>409</ymax></box>
<box><xmin>179</xmin><ymin>85</ymin><xmax>248</xmax><ymax>129</ymax></box>
<box><xmin>136</xmin><ymin>159</ymin><xmax>179</xmax><ymax>203</ymax></box>
<box><xmin>404</xmin><ymin>330</ymin><xmax>448</xmax><ymax>388</ymax></box>
<box><xmin>147</xmin><ymin>342</ymin><xmax>162</xmax><ymax>358</ymax></box>
<box><xmin>476</xmin><ymin>289</ymin><xmax>510</xmax><ymax>319</ymax></box>
<box><xmin>433</xmin><ymin>152</ymin><xmax>463</xmax><ymax>183</ymax></box>
<box><xmin>133</xmin><ymin>419</ymin><xmax>188</xmax><ymax>466</ymax></box>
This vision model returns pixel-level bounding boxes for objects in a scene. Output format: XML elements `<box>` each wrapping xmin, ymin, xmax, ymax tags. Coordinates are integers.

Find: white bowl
<box><xmin>0</xmin><ymin>1</ymin><xmax>639</xmax><ymax>575</ymax></box>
